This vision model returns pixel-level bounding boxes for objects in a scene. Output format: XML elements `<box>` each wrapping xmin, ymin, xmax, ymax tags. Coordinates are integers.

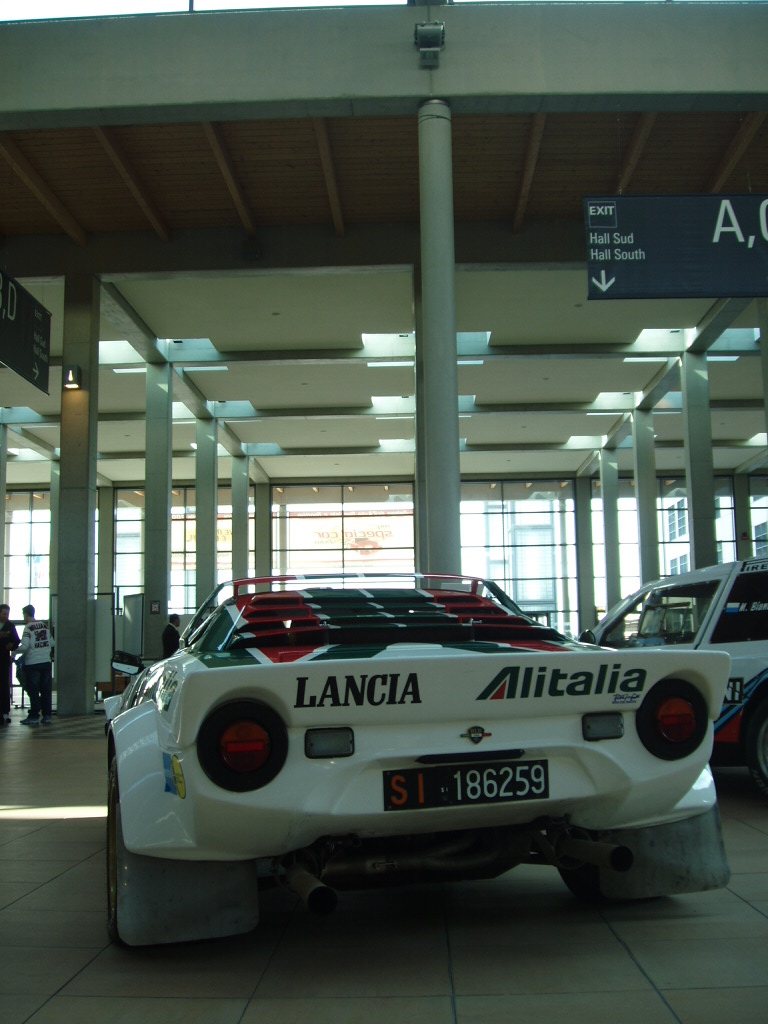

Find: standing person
<box><xmin>161</xmin><ymin>613</ymin><xmax>181</xmax><ymax>659</ymax></box>
<box><xmin>19</xmin><ymin>604</ymin><xmax>53</xmax><ymax>727</ymax></box>
<box><xmin>0</xmin><ymin>604</ymin><xmax>20</xmax><ymax>725</ymax></box>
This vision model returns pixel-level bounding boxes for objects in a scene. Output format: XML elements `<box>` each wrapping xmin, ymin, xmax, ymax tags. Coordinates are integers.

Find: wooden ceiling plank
<box><xmin>94</xmin><ymin>126</ymin><xmax>170</xmax><ymax>242</ymax></box>
<box><xmin>512</xmin><ymin>113</ymin><xmax>546</xmax><ymax>233</ymax></box>
<box><xmin>707</xmin><ymin>111</ymin><xmax>767</xmax><ymax>192</ymax></box>
<box><xmin>613</xmin><ymin>112</ymin><xmax>657</xmax><ymax>194</ymax></box>
<box><xmin>0</xmin><ymin>132</ymin><xmax>86</xmax><ymax>246</ymax></box>
<box><xmin>202</xmin><ymin>121</ymin><xmax>257</xmax><ymax>237</ymax></box>
<box><xmin>313</xmin><ymin>118</ymin><xmax>345</xmax><ymax>238</ymax></box>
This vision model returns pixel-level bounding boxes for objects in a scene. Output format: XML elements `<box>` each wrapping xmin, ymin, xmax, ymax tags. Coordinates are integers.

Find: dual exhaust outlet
<box><xmin>282</xmin><ymin>835</ymin><xmax>633</xmax><ymax>915</ymax></box>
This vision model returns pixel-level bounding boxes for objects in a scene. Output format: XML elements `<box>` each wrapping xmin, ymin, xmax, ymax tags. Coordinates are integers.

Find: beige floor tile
<box><xmin>455</xmin><ymin>991</ymin><xmax>677</xmax><ymax>1023</ymax></box>
<box><xmin>449</xmin><ymin>936</ymin><xmax>650</xmax><ymax>996</ymax></box>
<box><xmin>242</xmin><ymin>996</ymin><xmax>455</xmax><ymax>1024</ymax></box>
<box><xmin>26</xmin><ymin>995</ymin><xmax>247</xmax><ymax>1024</ymax></box>
<box><xmin>665</xmin><ymin>986</ymin><xmax>768</xmax><ymax>1024</ymax></box>
<box><xmin>0</xmin><ymin>882</ymin><xmax>42</xmax><ymax>909</ymax></box>
<box><xmin>255</xmin><ymin>939</ymin><xmax>451</xmax><ymax>998</ymax></box>
<box><xmin>0</xmin><ymin>838</ymin><xmax>103</xmax><ymax>863</ymax></box>
<box><xmin>13</xmin><ymin>871</ymin><xmax>104</xmax><ymax>913</ymax></box>
<box><xmin>448</xmin><ymin>916</ymin><xmax>613</xmax><ymax>948</ymax></box>
<box><xmin>0</xmin><ymin>823</ymin><xmax>45</xmax><ymax>844</ymax></box>
<box><xmin>62</xmin><ymin>932</ymin><xmax>282</xmax><ymax>999</ymax></box>
<box><xmin>601</xmin><ymin>887</ymin><xmax>768</xmax><ymax>941</ymax></box>
<box><xmin>628</xmin><ymin>936</ymin><xmax>768</xmax><ymax>990</ymax></box>
<box><xmin>0</xmin><ymin>945</ymin><xmax>103</xmax><ymax>995</ymax></box>
<box><xmin>1</xmin><ymin>993</ymin><xmax>50</xmax><ymax>1024</ymax></box>
<box><xmin>36</xmin><ymin>824</ymin><xmax>106</xmax><ymax>846</ymax></box>
<box><xmin>727</xmin><ymin>871</ymin><xmax>768</xmax><ymax>902</ymax></box>
<box><xmin>0</xmin><ymin>909</ymin><xmax>108</xmax><ymax>948</ymax></box>
<box><xmin>0</xmin><ymin>858</ymin><xmax>84</xmax><ymax>885</ymax></box>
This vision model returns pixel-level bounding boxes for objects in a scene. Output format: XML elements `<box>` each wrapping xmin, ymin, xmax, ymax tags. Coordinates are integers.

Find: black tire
<box><xmin>557</xmin><ymin>863</ymin><xmax>603</xmax><ymax>902</ymax></box>
<box><xmin>106</xmin><ymin>756</ymin><xmax>122</xmax><ymax>944</ymax></box>
<box><xmin>745</xmin><ymin>697</ymin><xmax>768</xmax><ymax>799</ymax></box>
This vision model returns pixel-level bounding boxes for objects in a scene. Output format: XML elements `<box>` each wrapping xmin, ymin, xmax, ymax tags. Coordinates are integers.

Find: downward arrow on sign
<box><xmin>591</xmin><ymin>270</ymin><xmax>616</xmax><ymax>293</ymax></box>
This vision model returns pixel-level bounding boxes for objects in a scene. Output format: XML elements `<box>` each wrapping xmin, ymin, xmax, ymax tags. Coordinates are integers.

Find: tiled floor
<box><xmin>1</xmin><ymin>714</ymin><xmax>767</xmax><ymax>1023</ymax></box>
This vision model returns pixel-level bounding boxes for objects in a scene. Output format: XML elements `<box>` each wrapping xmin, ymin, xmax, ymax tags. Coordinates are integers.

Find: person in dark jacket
<box><xmin>0</xmin><ymin>604</ymin><xmax>20</xmax><ymax>725</ymax></box>
<box><xmin>162</xmin><ymin>614</ymin><xmax>181</xmax><ymax>659</ymax></box>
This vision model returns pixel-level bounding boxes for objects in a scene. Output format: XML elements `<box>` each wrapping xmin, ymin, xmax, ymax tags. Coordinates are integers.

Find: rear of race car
<box><xmin>106</xmin><ymin>639</ymin><xmax>731</xmax><ymax>945</ymax></box>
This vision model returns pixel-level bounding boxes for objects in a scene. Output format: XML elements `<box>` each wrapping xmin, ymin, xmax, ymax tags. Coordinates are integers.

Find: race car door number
<box><xmin>383</xmin><ymin>759</ymin><xmax>548</xmax><ymax>811</ymax></box>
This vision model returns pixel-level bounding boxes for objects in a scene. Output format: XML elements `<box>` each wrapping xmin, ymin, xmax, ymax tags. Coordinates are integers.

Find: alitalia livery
<box><xmin>105</xmin><ymin>574</ymin><xmax>731</xmax><ymax>946</ymax></box>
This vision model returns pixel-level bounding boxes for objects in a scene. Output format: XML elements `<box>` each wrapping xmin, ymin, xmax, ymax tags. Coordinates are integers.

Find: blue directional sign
<box><xmin>584</xmin><ymin>195</ymin><xmax>768</xmax><ymax>300</ymax></box>
<box><xmin>0</xmin><ymin>271</ymin><xmax>51</xmax><ymax>393</ymax></box>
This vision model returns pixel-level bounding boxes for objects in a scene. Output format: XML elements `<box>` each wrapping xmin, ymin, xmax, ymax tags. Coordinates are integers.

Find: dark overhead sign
<box><xmin>0</xmin><ymin>271</ymin><xmax>51</xmax><ymax>394</ymax></box>
<box><xmin>583</xmin><ymin>195</ymin><xmax>768</xmax><ymax>300</ymax></box>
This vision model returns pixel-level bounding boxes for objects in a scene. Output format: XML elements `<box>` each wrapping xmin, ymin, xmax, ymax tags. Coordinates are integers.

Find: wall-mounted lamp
<box><xmin>414</xmin><ymin>21</ymin><xmax>445</xmax><ymax>68</ymax></box>
<box><xmin>63</xmin><ymin>365</ymin><xmax>82</xmax><ymax>390</ymax></box>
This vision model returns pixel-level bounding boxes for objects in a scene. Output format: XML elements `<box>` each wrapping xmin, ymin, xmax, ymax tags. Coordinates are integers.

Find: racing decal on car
<box><xmin>476</xmin><ymin>663</ymin><xmax>647</xmax><ymax>700</ymax></box>
<box><xmin>162</xmin><ymin>752</ymin><xmax>186</xmax><ymax>799</ymax></box>
<box><xmin>724</xmin><ymin>677</ymin><xmax>745</xmax><ymax>705</ymax></box>
<box><xmin>294</xmin><ymin>672</ymin><xmax>422</xmax><ymax>708</ymax></box>
<box><xmin>716</xmin><ymin>667</ymin><xmax>768</xmax><ymax>732</ymax></box>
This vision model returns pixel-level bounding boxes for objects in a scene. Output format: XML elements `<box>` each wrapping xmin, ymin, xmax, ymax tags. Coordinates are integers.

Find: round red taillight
<box><xmin>198</xmin><ymin>700</ymin><xmax>288</xmax><ymax>792</ymax></box>
<box><xmin>654</xmin><ymin>697</ymin><xmax>697</xmax><ymax>743</ymax></box>
<box><xmin>636</xmin><ymin>678</ymin><xmax>709</xmax><ymax>761</ymax></box>
<box><xmin>219</xmin><ymin>721</ymin><xmax>271</xmax><ymax>773</ymax></box>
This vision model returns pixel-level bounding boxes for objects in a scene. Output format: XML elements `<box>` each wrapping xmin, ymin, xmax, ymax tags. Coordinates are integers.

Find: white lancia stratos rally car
<box><xmin>105</xmin><ymin>574</ymin><xmax>731</xmax><ymax>946</ymax></box>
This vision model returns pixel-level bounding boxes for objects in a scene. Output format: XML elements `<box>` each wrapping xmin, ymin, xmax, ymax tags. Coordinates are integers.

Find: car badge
<box><xmin>461</xmin><ymin>725</ymin><xmax>492</xmax><ymax>745</ymax></box>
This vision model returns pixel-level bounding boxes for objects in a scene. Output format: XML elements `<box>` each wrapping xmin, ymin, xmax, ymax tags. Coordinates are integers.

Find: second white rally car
<box><xmin>105</xmin><ymin>574</ymin><xmax>731</xmax><ymax>945</ymax></box>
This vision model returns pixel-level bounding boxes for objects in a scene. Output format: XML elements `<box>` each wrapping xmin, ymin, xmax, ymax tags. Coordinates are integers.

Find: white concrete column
<box><xmin>49</xmin><ymin>461</ymin><xmax>60</xmax><ymax>604</ymax></box>
<box><xmin>415</xmin><ymin>99</ymin><xmax>461</xmax><ymax>575</ymax></box>
<box><xmin>633</xmin><ymin>409</ymin><xmax>660</xmax><ymax>584</ymax></box>
<box><xmin>144</xmin><ymin>362</ymin><xmax>172</xmax><ymax>660</ymax></box>
<box><xmin>195</xmin><ymin>417</ymin><xmax>218</xmax><ymax>606</ymax></box>
<box><xmin>254</xmin><ymin>482</ymin><xmax>271</xmax><ymax>577</ymax></box>
<box><xmin>413</xmin><ymin>273</ymin><xmax>428</xmax><ymax>571</ymax></box>
<box><xmin>574</xmin><ymin>476</ymin><xmax>596</xmax><ymax>634</ymax></box>
<box><xmin>231</xmin><ymin>455</ymin><xmax>250</xmax><ymax>580</ymax></box>
<box><xmin>759</xmin><ymin>299</ymin><xmax>768</xmax><ymax>440</ymax></box>
<box><xmin>682</xmin><ymin>352</ymin><xmax>717</xmax><ymax>569</ymax></box>
<box><xmin>599</xmin><ymin>449</ymin><xmax>621</xmax><ymax>610</ymax></box>
<box><xmin>0</xmin><ymin>424</ymin><xmax>6</xmax><ymax>600</ymax></box>
<box><xmin>97</xmin><ymin>485</ymin><xmax>115</xmax><ymax>598</ymax></box>
<box><xmin>733</xmin><ymin>473</ymin><xmax>753</xmax><ymax>561</ymax></box>
<box><xmin>57</xmin><ymin>274</ymin><xmax>99</xmax><ymax>716</ymax></box>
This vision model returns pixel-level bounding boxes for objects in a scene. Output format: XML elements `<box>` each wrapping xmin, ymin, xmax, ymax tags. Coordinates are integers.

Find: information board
<box><xmin>0</xmin><ymin>271</ymin><xmax>51</xmax><ymax>393</ymax></box>
<box><xmin>584</xmin><ymin>195</ymin><xmax>768</xmax><ymax>300</ymax></box>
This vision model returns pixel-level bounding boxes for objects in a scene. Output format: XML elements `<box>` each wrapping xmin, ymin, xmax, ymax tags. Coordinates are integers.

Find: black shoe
<box><xmin>20</xmin><ymin>716</ymin><xmax>40</xmax><ymax>727</ymax></box>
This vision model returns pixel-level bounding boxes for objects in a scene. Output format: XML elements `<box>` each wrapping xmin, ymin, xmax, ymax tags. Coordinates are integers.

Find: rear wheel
<box><xmin>745</xmin><ymin>697</ymin><xmax>768</xmax><ymax>798</ymax></box>
<box><xmin>106</xmin><ymin>756</ymin><xmax>122</xmax><ymax>943</ymax></box>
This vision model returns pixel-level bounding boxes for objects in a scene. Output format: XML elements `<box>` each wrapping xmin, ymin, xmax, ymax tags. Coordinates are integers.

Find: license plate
<box><xmin>383</xmin><ymin>759</ymin><xmax>549</xmax><ymax>811</ymax></box>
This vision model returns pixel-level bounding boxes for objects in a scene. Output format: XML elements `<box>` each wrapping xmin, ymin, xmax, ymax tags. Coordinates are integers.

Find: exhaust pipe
<box><xmin>284</xmin><ymin>862</ymin><xmax>337</xmax><ymax>915</ymax></box>
<box><xmin>557</xmin><ymin>836</ymin><xmax>634</xmax><ymax>873</ymax></box>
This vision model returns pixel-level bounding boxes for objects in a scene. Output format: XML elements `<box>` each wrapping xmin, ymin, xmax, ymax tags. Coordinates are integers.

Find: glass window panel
<box><xmin>8</xmin><ymin>522</ymin><xmax>30</xmax><ymax>551</ymax></box>
<box><xmin>29</xmin><ymin>589</ymin><xmax>50</xmax><ymax>620</ymax></box>
<box><xmin>8</xmin><ymin>555</ymin><xmax>31</xmax><ymax>587</ymax></box>
<box><xmin>5</xmin><ymin>493</ymin><xmax>31</xmax><ymax>516</ymax></box>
